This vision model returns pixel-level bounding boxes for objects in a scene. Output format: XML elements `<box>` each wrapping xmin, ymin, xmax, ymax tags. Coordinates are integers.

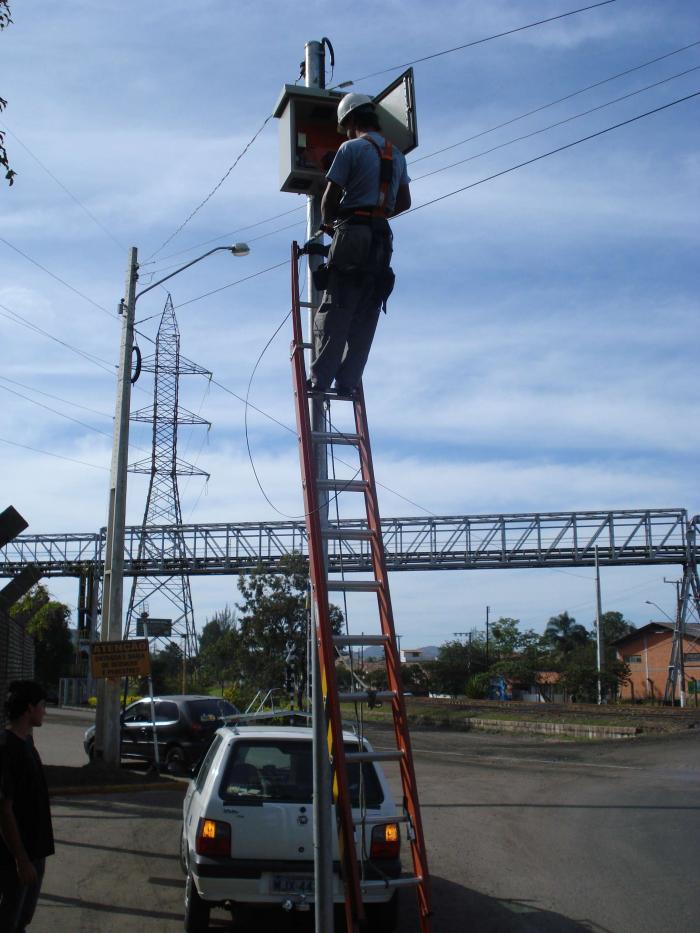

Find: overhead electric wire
<box><xmin>403</xmin><ymin>91</ymin><xmax>700</xmax><ymax>218</ymax></box>
<box><xmin>0</xmin><ymin>382</ymin><xmax>116</xmax><ymax>439</ymax></box>
<box><xmin>0</xmin><ymin>302</ymin><xmax>116</xmax><ymax>373</ymax></box>
<box><xmin>0</xmin><ymin>374</ymin><xmax>112</xmax><ymax>418</ymax></box>
<box><xmin>0</xmin><ymin>236</ymin><xmax>118</xmax><ymax>320</ymax></box>
<box><xmin>410</xmin><ymin>39</ymin><xmax>700</xmax><ymax>166</ymax></box>
<box><xmin>144</xmin><ymin>205</ymin><xmax>305</xmax><ymax>269</ymax></box>
<box><xmin>0</xmin><ymin>120</ymin><xmax>126</xmax><ymax>252</ymax></box>
<box><xmin>174</xmin><ymin>259</ymin><xmax>290</xmax><ymax>309</ymax></box>
<box><xmin>146</xmin><ymin>115</ymin><xmax>275</xmax><ymax>262</ymax></box>
<box><xmin>332</xmin><ymin>1</ymin><xmax>617</xmax><ymax>87</ymax></box>
<box><xmin>411</xmin><ymin>65</ymin><xmax>700</xmax><ymax>182</ymax></box>
<box><xmin>0</xmin><ymin>435</ymin><xmax>109</xmax><ymax>471</ymax></box>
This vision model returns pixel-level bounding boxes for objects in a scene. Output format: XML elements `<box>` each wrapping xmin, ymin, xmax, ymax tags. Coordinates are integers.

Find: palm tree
<box><xmin>542</xmin><ymin>611</ymin><xmax>590</xmax><ymax>656</ymax></box>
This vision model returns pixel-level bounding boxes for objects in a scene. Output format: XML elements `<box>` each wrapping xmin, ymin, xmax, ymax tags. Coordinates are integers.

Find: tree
<box><xmin>430</xmin><ymin>639</ymin><xmax>485</xmax><ymax>696</ymax></box>
<box><xmin>542</xmin><ymin>611</ymin><xmax>590</xmax><ymax>657</ymax></box>
<box><xmin>236</xmin><ymin>553</ymin><xmax>343</xmax><ymax>696</ymax></box>
<box><xmin>150</xmin><ymin>643</ymin><xmax>185</xmax><ymax>694</ymax></box>
<box><xmin>1</xmin><ymin>3</ymin><xmax>15</xmax><ymax>185</ymax></box>
<box><xmin>10</xmin><ymin>585</ymin><xmax>73</xmax><ymax>688</ymax></box>
<box><xmin>198</xmin><ymin>607</ymin><xmax>243</xmax><ymax>693</ymax></box>
<box><xmin>598</xmin><ymin>611</ymin><xmax>636</xmax><ymax>646</ymax></box>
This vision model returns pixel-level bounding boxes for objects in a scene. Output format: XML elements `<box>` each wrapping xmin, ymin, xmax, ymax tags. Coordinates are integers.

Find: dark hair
<box><xmin>5</xmin><ymin>680</ymin><xmax>47</xmax><ymax>720</ymax></box>
<box><xmin>352</xmin><ymin>106</ymin><xmax>381</xmax><ymax>132</ymax></box>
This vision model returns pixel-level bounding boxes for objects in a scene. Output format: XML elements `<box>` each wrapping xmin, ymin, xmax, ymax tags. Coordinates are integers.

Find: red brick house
<box><xmin>613</xmin><ymin>622</ymin><xmax>700</xmax><ymax>702</ymax></box>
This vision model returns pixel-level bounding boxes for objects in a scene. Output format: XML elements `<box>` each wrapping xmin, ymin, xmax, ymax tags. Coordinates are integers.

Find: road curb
<box><xmin>464</xmin><ymin>718</ymin><xmax>640</xmax><ymax>739</ymax></box>
<box><xmin>49</xmin><ymin>780</ymin><xmax>187</xmax><ymax>797</ymax></box>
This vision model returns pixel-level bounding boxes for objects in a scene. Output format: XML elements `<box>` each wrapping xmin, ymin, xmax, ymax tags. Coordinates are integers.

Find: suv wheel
<box><xmin>184</xmin><ymin>873</ymin><xmax>210</xmax><ymax>932</ymax></box>
<box><xmin>165</xmin><ymin>745</ymin><xmax>186</xmax><ymax>774</ymax></box>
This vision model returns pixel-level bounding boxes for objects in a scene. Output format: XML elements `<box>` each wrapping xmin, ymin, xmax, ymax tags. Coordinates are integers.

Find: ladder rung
<box><xmin>298</xmin><ymin>301</ymin><xmax>316</xmax><ymax>308</ymax></box>
<box><xmin>327</xmin><ymin>580</ymin><xmax>382</xmax><ymax>593</ymax></box>
<box><xmin>338</xmin><ymin>690</ymin><xmax>396</xmax><ymax>703</ymax></box>
<box><xmin>322</xmin><ymin>528</ymin><xmax>374</xmax><ymax>541</ymax></box>
<box><xmin>317</xmin><ymin>479</ymin><xmax>367</xmax><ymax>493</ymax></box>
<box><xmin>360</xmin><ymin>876</ymin><xmax>422</xmax><ymax>892</ymax></box>
<box><xmin>357</xmin><ymin>814</ymin><xmax>409</xmax><ymax>827</ymax></box>
<box><xmin>300</xmin><ymin>341</ymin><xmax>313</xmax><ymax>349</ymax></box>
<box><xmin>312</xmin><ymin>431</ymin><xmax>361</xmax><ymax>446</ymax></box>
<box><xmin>333</xmin><ymin>635</ymin><xmax>389</xmax><ymax>647</ymax></box>
<box><xmin>345</xmin><ymin>750</ymin><xmax>404</xmax><ymax>764</ymax></box>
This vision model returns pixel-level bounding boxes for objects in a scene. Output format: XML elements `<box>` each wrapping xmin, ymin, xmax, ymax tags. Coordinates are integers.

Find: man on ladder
<box><xmin>309</xmin><ymin>93</ymin><xmax>412</xmax><ymax>395</ymax></box>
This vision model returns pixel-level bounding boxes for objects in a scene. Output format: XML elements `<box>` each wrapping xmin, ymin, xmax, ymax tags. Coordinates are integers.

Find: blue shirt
<box><xmin>326</xmin><ymin>132</ymin><xmax>410</xmax><ymax>214</ymax></box>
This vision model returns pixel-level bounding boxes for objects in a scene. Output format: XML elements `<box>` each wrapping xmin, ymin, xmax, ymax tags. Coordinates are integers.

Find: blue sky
<box><xmin>1</xmin><ymin>1</ymin><xmax>698</xmax><ymax>645</ymax></box>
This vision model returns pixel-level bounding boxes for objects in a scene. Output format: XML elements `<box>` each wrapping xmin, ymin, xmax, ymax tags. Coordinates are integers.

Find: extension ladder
<box><xmin>289</xmin><ymin>242</ymin><xmax>432</xmax><ymax>933</ymax></box>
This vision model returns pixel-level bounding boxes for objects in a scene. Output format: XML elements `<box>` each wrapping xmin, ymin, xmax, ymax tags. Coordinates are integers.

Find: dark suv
<box><xmin>83</xmin><ymin>694</ymin><xmax>239</xmax><ymax>772</ymax></box>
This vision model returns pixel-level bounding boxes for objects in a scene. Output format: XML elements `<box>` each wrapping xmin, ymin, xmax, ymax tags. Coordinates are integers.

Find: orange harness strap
<box><xmin>355</xmin><ymin>135</ymin><xmax>394</xmax><ymax>218</ymax></box>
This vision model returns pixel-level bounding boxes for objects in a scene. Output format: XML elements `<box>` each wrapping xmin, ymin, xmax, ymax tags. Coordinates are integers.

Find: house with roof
<box><xmin>612</xmin><ymin>622</ymin><xmax>700</xmax><ymax>702</ymax></box>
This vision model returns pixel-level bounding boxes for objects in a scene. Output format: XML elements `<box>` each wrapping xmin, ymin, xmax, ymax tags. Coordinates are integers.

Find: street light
<box><xmin>95</xmin><ymin>243</ymin><xmax>250</xmax><ymax>766</ymax></box>
<box><xmin>645</xmin><ymin>599</ymin><xmax>674</xmax><ymax>623</ymax></box>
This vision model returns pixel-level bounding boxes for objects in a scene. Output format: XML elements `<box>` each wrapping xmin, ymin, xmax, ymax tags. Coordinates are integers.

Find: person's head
<box><xmin>4</xmin><ymin>680</ymin><xmax>47</xmax><ymax>726</ymax></box>
<box><xmin>337</xmin><ymin>93</ymin><xmax>381</xmax><ymax>138</ymax></box>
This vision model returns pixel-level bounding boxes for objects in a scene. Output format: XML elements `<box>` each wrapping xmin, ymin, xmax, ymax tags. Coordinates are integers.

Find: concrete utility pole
<box><xmin>95</xmin><ymin>247</ymin><xmax>138</xmax><ymax>765</ymax></box>
<box><xmin>485</xmin><ymin>605</ymin><xmax>490</xmax><ymax>667</ymax></box>
<box><xmin>594</xmin><ymin>547</ymin><xmax>604</xmax><ymax>705</ymax></box>
<box><xmin>303</xmin><ymin>38</ymin><xmax>335</xmax><ymax>933</ymax></box>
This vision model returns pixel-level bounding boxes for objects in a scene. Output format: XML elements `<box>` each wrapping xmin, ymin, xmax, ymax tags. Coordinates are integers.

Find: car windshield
<box><xmin>219</xmin><ymin>739</ymin><xmax>384</xmax><ymax>808</ymax></box>
<box><xmin>187</xmin><ymin>698</ymin><xmax>238</xmax><ymax>724</ymax></box>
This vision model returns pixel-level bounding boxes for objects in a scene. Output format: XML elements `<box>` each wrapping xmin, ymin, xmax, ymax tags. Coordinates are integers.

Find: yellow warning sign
<box><xmin>91</xmin><ymin>639</ymin><xmax>151</xmax><ymax>679</ymax></box>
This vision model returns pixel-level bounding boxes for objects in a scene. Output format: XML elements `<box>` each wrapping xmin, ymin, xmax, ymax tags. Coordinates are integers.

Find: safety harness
<box><xmin>349</xmin><ymin>134</ymin><xmax>394</xmax><ymax>219</ymax></box>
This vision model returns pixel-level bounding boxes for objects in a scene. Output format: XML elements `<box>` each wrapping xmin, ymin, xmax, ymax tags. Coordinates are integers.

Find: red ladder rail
<box><xmin>289</xmin><ymin>241</ymin><xmax>433</xmax><ymax>933</ymax></box>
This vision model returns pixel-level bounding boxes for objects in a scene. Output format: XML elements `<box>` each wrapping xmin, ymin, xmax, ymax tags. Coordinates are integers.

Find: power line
<box><xmin>410</xmin><ymin>39</ymin><xmax>700</xmax><ymax>166</ymax></box>
<box><xmin>0</xmin><ymin>374</ymin><xmax>112</xmax><ymax>418</ymax></box>
<box><xmin>403</xmin><ymin>91</ymin><xmax>700</xmax><ymax>218</ymax></box>
<box><xmin>0</xmin><ymin>382</ymin><xmax>116</xmax><ymax>439</ymax></box>
<box><xmin>411</xmin><ymin>65</ymin><xmax>700</xmax><ymax>183</ymax></box>
<box><xmin>0</xmin><ymin>236</ymin><xmax>118</xmax><ymax>320</ymax></box>
<box><xmin>174</xmin><ymin>259</ymin><xmax>290</xmax><ymax>309</ymax></box>
<box><xmin>0</xmin><ymin>435</ymin><xmax>109</xmax><ymax>471</ymax></box>
<box><xmin>333</xmin><ymin>1</ymin><xmax>617</xmax><ymax>87</ymax></box>
<box><xmin>0</xmin><ymin>302</ymin><xmax>116</xmax><ymax>373</ymax></box>
<box><xmin>0</xmin><ymin>120</ymin><xmax>126</xmax><ymax>252</ymax></box>
<box><xmin>146</xmin><ymin>114</ymin><xmax>275</xmax><ymax>261</ymax></box>
<box><xmin>144</xmin><ymin>206</ymin><xmax>305</xmax><ymax>269</ymax></box>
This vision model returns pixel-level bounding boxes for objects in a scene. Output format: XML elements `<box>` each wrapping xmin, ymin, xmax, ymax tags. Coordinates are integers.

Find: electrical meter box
<box><xmin>274</xmin><ymin>68</ymin><xmax>418</xmax><ymax>194</ymax></box>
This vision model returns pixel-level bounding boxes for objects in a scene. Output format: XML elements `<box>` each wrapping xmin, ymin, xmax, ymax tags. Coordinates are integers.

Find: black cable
<box><xmin>412</xmin><ymin>65</ymin><xmax>700</xmax><ymax>183</ymax></box>
<box><xmin>0</xmin><ymin>383</ymin><xmax>115</xmax><ymax>439</ymax></box>
<box><xmin>403</xmin><ymin>91</ymin><xmax>700</xmax><ymax>218</ymax></box>
<box><xmin>146</xmin><ymin>114</ymin><xmax>275</xmax><ymax>261</ymax></box>
<box><xmin>0</xmin><ymin>303</ymin><xmax>116</xmax><ymax>373</ymax></box>
<box><xmin>0</xmin><ymin>374</ymin><xmax>112</xmax><ymax>418</ymax></box>
<box><xmin>410</xmin><ymin>39</ymin><xmax>700</xmax><ymax>166</ymax></box>
<box><xmin>0</xmin><ymin>435</ymin><xmax>109</xmax><ymax>471</ymax></box>
<box><xmin>0</xmin><ymin>236</ymin><xmax>118</xmax><ymax>320</ymax></box>
<box><xmin>332</xmin><ymin>1</ymin><xmax>617</xmax><ymax>87</ymax></box>
<box><xmin>173</xmin><ymin>259</ymin><xmax>290</xmax><ymax>309</ymax></box>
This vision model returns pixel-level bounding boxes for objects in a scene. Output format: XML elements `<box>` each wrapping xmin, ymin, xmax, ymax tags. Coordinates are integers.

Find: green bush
<box><xmin>465</xmin><ymin>672</ymin><xmax>492</xmax><ymax>699</ymax></box>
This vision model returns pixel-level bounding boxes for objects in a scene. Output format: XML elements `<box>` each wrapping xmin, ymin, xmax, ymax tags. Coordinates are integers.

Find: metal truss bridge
<box><xmin>0</xmin><ymin>508</ymin><xmax>695</xmax><ymax>579</ymax></box>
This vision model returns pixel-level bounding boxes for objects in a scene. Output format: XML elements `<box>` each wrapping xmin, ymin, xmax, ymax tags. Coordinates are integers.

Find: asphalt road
<box><xmin>26</xmin><ymin>709</ymin><xmax>700</xmax><ymax>932</ymax></box>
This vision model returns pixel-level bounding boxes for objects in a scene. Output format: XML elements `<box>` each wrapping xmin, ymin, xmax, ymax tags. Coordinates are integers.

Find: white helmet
<box><xmin>337</xmin><ymin>92</ymin><xmax>374</xmax><ymax>130</ymax></box>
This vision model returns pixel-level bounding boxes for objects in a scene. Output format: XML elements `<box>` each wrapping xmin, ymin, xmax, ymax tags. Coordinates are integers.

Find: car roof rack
<box><xmin>220</xmin><ymin>709</ymin><xmax>359</xmax><ymax>735</ymax></box>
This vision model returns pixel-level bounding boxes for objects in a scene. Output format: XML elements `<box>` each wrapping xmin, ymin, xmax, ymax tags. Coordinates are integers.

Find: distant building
<box><xmin>400</xmin><ymin>648</ymin><xmax>426</xmax><ymax>664</ymax></box>
<box><xmin>612</xmin><ymin>622</ymin><xmax>700</xmax><ymax>702</ymax></box>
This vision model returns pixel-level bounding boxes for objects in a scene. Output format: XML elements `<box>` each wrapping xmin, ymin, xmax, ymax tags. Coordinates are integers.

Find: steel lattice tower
<box><xmin>124</xmin><ymin>295</ymin><xmax>211</xmax><ymax>658</ymax></box>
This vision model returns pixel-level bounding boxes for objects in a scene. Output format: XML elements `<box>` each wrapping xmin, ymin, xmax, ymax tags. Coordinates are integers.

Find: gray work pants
<box><xmin>310</xmin><ymin>219</ymin><xmax>393</xmax><ymax>391</ymax></box>
<box><xmin>0</xmin><ymin>857</ymin><xmax>45</xmax><ymax>931</ymax></box>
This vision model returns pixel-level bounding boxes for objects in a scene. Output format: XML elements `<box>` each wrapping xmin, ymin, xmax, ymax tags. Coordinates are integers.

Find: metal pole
<box><xmin>485</xmin><ymin>605</ymin><xmax>490</xmax><ymax>668</ymax></box>
<box><xmin>304</xmin><ymin>38</ymin><xmax>335</xmax><ymax>933</ymax></box>
<box><xmin>595</xmin><ymin>547</ymin><xmax>603</xmax><ymax>704</ymax></box>
<box><xmin>95</xmin><ymin>247</ymin><xmax>138</xmax><ymax>766</ymax></box>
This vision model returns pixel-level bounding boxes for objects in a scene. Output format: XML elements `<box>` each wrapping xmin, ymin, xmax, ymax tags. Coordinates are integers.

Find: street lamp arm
<box><xmin>645</xmin><ymin>600</ymin><xmax>674</xmax><ymax>623</ymax></box>
<box><xmin>135</xmin><ymin>246</ymin><xmax>241</xmax><ymax>301</ymax></box>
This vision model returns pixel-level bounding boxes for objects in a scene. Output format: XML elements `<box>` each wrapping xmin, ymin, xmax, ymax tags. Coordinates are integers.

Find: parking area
<box><xmin>29</xmin><ymin>709</ymin><xmax>700</xmax><ymax>932</ymax></box>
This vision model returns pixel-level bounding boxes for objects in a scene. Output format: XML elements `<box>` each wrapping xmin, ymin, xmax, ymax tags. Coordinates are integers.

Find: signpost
<box><xmin>91</xmin><ymin>638</ymin><xmax>160</xmax><ymax>769</ymax></box>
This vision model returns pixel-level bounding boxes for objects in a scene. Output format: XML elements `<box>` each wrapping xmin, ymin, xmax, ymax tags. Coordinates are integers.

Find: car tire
<box><xmin>86</xmin><ymin>740</ymin><xmax>95</xmax><ymax>762</ymax></box>
<box><xmin>184</xmin><ymin>872</ymin><xmax>210</xmax><ymax>932</ymax></box>
<box><xmin>365</xmin><ymin>892</ymin><xmax>399</xmax><ymax>932</ymax></box>
<box><xmin>165</xmin><ymin>745</ymin><xmax>186</xmax><ymax>774</ymax></box>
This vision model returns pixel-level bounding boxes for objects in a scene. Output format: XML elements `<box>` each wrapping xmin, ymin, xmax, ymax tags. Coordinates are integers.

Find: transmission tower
<box><xmin>124</xmin><ymin>295</ymin><xmax>211</xmax><ymax>660</ymax></box>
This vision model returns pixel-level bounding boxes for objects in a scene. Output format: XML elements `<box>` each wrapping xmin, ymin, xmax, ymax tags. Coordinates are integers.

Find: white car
<box><xmin>181</xmin><ymin>723</ymin><xmax>402</xmax><ymax>931</ymax></box>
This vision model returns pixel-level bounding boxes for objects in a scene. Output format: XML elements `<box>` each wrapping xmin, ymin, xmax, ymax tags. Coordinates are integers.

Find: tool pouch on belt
<box><xmin>378</xmin><ymin>266</ymin><xmax>395</xmax><ymax>313</ymax></box>
<box><xmin>312</xmin><ymin>263</ymin><xmax>329</xmax><ymax>291</ymax></box>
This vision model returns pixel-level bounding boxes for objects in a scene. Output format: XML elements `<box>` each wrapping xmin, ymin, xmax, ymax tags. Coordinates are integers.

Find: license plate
<box><xmin>271</xmin><ymin>874</ymin><xmax>314</xmax><ymax>895</ymax></box>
